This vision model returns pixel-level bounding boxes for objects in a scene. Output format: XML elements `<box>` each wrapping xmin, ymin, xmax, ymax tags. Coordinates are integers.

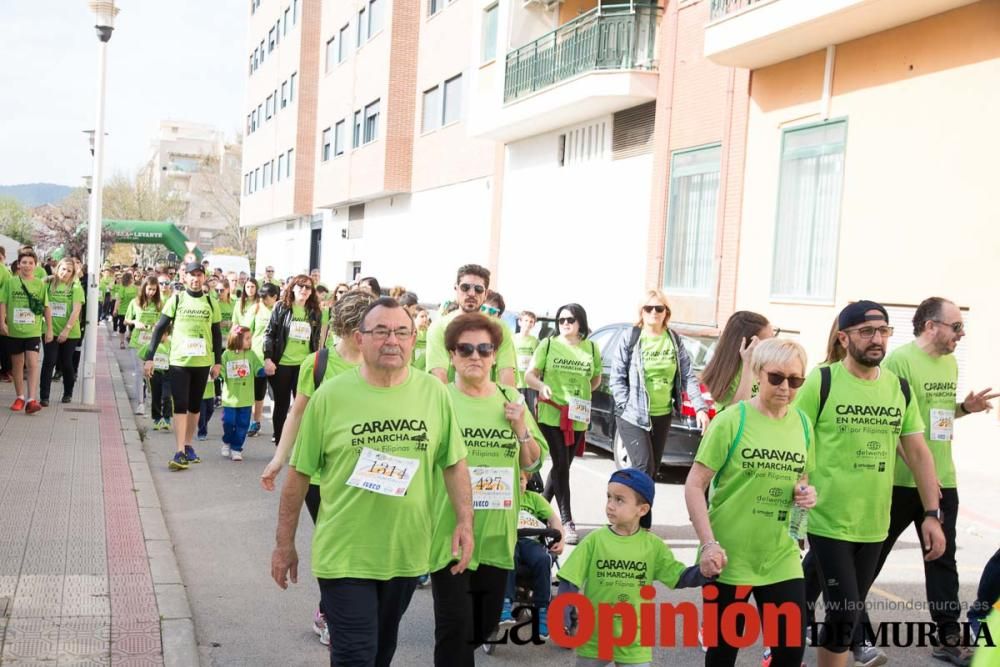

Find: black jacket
<box><xmin>263</xmin><ymin>302</ymin><xmax>322</xmax><ymax>364</ymax></box>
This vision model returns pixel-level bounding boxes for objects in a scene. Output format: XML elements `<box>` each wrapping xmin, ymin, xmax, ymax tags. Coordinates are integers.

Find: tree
<box><xmin>197</xmin><ymin>144</ymin><xmax>257</xmax><ymax>262</ymax></box>
<box><xmin>32</xmin><ymin>188</ymin><xmax>116</xmax><ymax>260</ymax></box>
<box><xmin>0</xmin><ymin>196</ymin><xmax>33</xmax><ymax>245</ymax></box>
<box><xmin>103</xmin><ymin>171</ymin><xmax>187</xmax><ymax>266</ymax></box>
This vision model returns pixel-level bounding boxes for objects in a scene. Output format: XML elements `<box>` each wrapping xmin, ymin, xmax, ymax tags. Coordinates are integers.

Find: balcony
<box><xmin>705</xmin><ymin>0</ymin><xmax>980</xmax><ymax>69</ymax></box>
<box><xmin>472</xmin><ymin>3</ymin><xmax>661</xmax><ymax>142</ymax></box>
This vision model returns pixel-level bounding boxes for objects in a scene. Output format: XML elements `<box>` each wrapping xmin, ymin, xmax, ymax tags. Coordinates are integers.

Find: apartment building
<box><xmin>140</xmin><ymin>120</ymin><xmax>242</xmax><ymax>252</ymax></box>
<box><xmin>705</xmin><ymin>0</ymin><xmax>1000</xmax><ymax>389</ymax></box>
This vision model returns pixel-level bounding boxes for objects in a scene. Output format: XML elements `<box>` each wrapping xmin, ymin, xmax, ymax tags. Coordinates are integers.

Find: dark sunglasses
<box><xmin>558</xmin><ymin>317</ymin><xmax>576</xmax><ymax>325</ymax></box>
<box><xmin>454</xmin><ymin>342</ymin><xmax>495</xmax><ymax>358</ymax></box>
<box><xmin>932</xmin><ymin>320</ymin><xmax>964</xmax><ymax>334</ymax></box>
<box><xmin>642</xmin><ymin>305</ymin><xmax>667</xmax><ymax>314</ymax></box>
<box><xmin>158</xmin><ymin>281</ymin><xmax>170</xmax><ymax>286</ymax></box>
<box><xmin>458</xmin><ymin>283</ymin><xmax>486</xmax><ymax>295</ymax></box>
<box><xmin>765</xmin><ymin>372</ymin><xmax>805</xmax><ymax>389</ymax></box>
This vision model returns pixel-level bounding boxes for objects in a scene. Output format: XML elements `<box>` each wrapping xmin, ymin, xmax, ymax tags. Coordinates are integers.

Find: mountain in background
<box><xmin>0</xmin><ymin>183</ymin><xmax>74</xmax><ymax>207</ymax></box>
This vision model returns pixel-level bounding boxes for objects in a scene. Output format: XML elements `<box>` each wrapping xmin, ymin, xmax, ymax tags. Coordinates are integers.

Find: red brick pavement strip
<box><xmin>96</xmin><ymin>342</ymin><xmax>164</xmax><ymax>665</ymax></box>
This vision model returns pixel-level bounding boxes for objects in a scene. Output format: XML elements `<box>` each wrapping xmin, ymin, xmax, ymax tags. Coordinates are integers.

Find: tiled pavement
<box><xmin>0</xmin><ymin>331</ymin><xmax>170</xmax><ymax>665</ymax></box>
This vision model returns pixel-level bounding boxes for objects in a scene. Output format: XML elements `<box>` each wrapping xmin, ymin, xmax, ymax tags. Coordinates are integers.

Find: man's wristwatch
<box><xmin>924</xmin><ymin>508</ymin><xmax>943</xmax><ymax>522</ymax></box>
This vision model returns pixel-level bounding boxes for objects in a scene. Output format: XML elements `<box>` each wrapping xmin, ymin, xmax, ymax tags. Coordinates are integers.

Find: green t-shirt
<box><xmin>2</xmin><ymin>276</ymin><xmax>49</xmax><ymax>338</ymax></box>
<box><xmin>695</xmin><ymin>401</ymin><xmax>814</xmax><ymax>586</ymax></box>
<box><xmin>279</xmin><ymin>305</ymin><xmax>312</xmax><ymax>366</ymax></box>
<box><xmin>221</xmin><ymin>349</ymin><xmax>263</xmax><ymax>408</ymax></box>
<box><xmin>518</xmin><ymin>489</ymin><xmax>553</xmax><ymax>528</ymax></box>
<box><xmin>99</xmin><ymin>277</ymin><xmax>112</xmax><ymax>295</ymax></box>
<box><xmin>425</xmin><ymin>310</ymin><xmax>517</xmax><ymax>381</ymax></box>
<box><xmin>558</xmin><ymin>527</ymin><xmax>686</xmax><ymax>664</ymax></box>
<box><xmin>641</xmin><ymin>330</ymin><xmax>677</xmax><ymax>416</ymax></box>
<box><xmin>297</xmin><ymin>346</ymin><xmax>358</xmax><ymax>399</ymax></box>
<box><xmin>218</xmin><ymin>299</ymin><xmax>235</xmax><ymax>332</ymax></box>
<box><xmin>971</xmin><ymin>608</ymin><xmax>1000</xmax><ymax>667</ymax></box>
<box><xmin>531</xmin><ymin>336</ymin><xmax>602</xmax><ymax>430</ymax></box>
<box><xmin>47</xmin><ymin>280</ymin><xmax>85</xmax><ymax>339</ymax></box>
<box><xmin>139</xmin><ymin>340</ymin><xmax>171</xmax><ymax>374</ymax></box>
<box><xmin>124</xmin><ymin>298</ymin><xmax>162</xmax><ymax>349</ymax></box>
<box><xmin>884</xmin><ymin>342</ymin><xmax>959</xmax><ymax>489</ymax></box>
<box><xmin>160</xmin><ymin>291</ymin><xmax>222</xmax><ymax>367</ymax></box>
<box><xmin>412</xmin><ymin>328</ymin><xmax>428</xmax><ymax>370</ymax></box>
<box><xmin>792</xmin><ymin>362</ymin><xmax>924</xmax><ymax>542</ymax></box>
<box><xmin>513</xmin><ymin>333</ymin><xmax>539</xmax><ymax>389</ymax></box>
<box><xmin>250</xmin><ymin>302</ymin><xmax>272</xmax><ymax>359</ymax></box>
<box><xmin>289</xmin><ymin>367</ymin><xmax>467</xmax><ymax>580</ymax></box>
<box><xmin>429</xmin><ymin>384</ymin><xmax>547</xmax><ymax>572</ymax></box>
<box><xmin>715</xmin><ymin>363</ymin><xmax>760</xmax><ymax>412</ymax></box>
<box><xmin>116</xmin><ymin>285</ymin><xmax>138</xmax><ymax>312</ymax></box>
<box><xmin>34</xmin><ymin>265</ymin><xmax>47</xmax><ymax>281</ymax></box>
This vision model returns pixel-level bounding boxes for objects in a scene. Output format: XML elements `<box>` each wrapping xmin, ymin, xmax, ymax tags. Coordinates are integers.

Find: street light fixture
<box><xmin>82</xmin><ymin>0</ymin><xmax>119</xmax><ymax>406</ymax></box>
<box><xmin>83</xmin><ymin>176</ymin><xmax>93</xmax><ymax>195</ymax></box>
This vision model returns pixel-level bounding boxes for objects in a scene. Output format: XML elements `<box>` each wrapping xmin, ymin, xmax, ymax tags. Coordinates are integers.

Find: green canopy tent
<box><xmin>104</xmin><ymin>219</ymin><xmax>202</xmax><ymax>261</ymax></box>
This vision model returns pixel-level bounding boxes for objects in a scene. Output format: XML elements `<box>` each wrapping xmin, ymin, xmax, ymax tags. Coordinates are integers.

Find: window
<box><xmin>246</xmin><ymin>114</ymin><xmax>252</xmax><ymax>135</ymax></box>
<box><xmin>771</xmin><ymin>121</ymin><xmax>847</xmax><ymax>300</ymax></box>
<box><xmin>284</xmin><ymin>7</ymin><xmax>290</xmax><ymax>34</ymax></box>
<box><xmin>289</xmin><ymin>72</ymin><xmax>297</xmax><ymax>101</ymax></box>
<box><xmin>278</xmin><ymin>153</ymin><xmax>285</xmax><ymax>181</ymax></box>
<box><xmin>339</xmin><ymin>24</ymin><xmax>349</xmax><ymax>62</ymax></box>
<box><xmin>321</xmin><ymin>127</ymin><xmax>332</xmax><ymax>161</ymax></box>
<box><xmin>248</xmin><ymin>54</ymin><xmax>254</xmax><ymax>76</ymax></box>
<box><xmin>269</xmin><ymin>27</ymin><xmax>276</xmax><ymax>52</ymax></box>
<box><xmin>559</xmin><ymin>121</ymin><xmax>607</xmax><ymax>166</ymax></box>
<box><xmin>357</xmin><ymin>8</ymin><xmax>366</xmax><ymax>48</ymax></box>
<box><xmin>352</xmin><ymin>110</ymin><xmax>362</xmax><ymax>147</ymax></box>
<box><xmin>662</xmin><ymin>145</ymin><xmax>721</xmax><ymax>293</ymax></box>
<box><xmin>254</xmin><ymin>167</ymin><xmax>260</xmax><ymax>190</ymax></box>
<box><xmin>252</xmin><ymin>48</ymin><xmax>258</xmax><ymax>71</ymax></box>
<box><xmin>276</xmin><ymin>18</ymin><xmax>281</xmax><ymax>43</ymax></box>
<box><xmin>481</xmin><ymin>4</ymin><xmax>498</xmax><ymax>62</ymax></box>
<box><xmin>326</xmin><ymin>36</ymin><xmax>336</xmax><ymax>72</ymax></box>
<box><xmin>287</xmin><ymin>148</ymin><xmax>294</xmax><ymax>177</ymax></box>
<box><xmin>429</xmin><ymin>0</ymin><xmax>443</xmax><ymax>16</ymax></box>
<box><xmin>250</xmin><ymin>0</ymin><xmax>255</xmax><ymax>15</ymax></box>
<box><xmin>422</xmin><ymin>86</ymin><xmax>440</xmax><ymax>132</ymax></box>
<box><xmin>260</xmin><ymin>39</ymin><xmax>266</xmax><ymax>64</ymax></box>
<box><xmin>442</xmin><ymin>75</ymin><xmax>462</xmax><ymax>126</ymax></box>
<box><xmin>363</xmin><ymin>100</ymin><xmax>380</xmax><ymax>143</ymax></box>
<box><xmin>266</xmin><ymin>94</ymin><xmax>274</xmax><ymax>119</ymax></box>
<box><xmin>263</xmin><ymin>161</ymin><xmax>271</xmax><ymax>186</ymax></box>
<box><xmin>293</xmin><ymin>0</ymin><xmax>299</xmax><ymax>24</ymax></box>
<box><xmin>244</xmin><ymin>173</ymin><xmax>250</xmax><ymax>195</ymax></box>
<box><xmin>251</xmin><ymin>109</ymin><xmax>257</xmax><ymax>132</ymax></box>
<box><xmin>368</xmin><ymin>0</ymin><xmax>382</xmax><ymax>37</ymax></box>
<box><xmin>257</xmin><ymin>103</ymin><xmax>263</xmax><ymax>123</ymax></box>
<box><xmin>334</xmin><ymin>120</ymin><xmax>346</xmax><ymax>156</ymax></box>
<box><xmin>281</xmin><ymin>81</ymin><xmax>288</xmax><ymax>108</ymax></box>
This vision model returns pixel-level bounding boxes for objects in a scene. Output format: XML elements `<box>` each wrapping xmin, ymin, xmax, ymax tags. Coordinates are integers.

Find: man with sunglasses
<box><xmin>793</xmin><ymin>300</ymin><xmax>946</xmax><ymax>667</ymax></box>
<box><xmin>263</xmin><ymin>266</ymin><xmax>282</xmax><ymax>288</ymax></box>
<box><xmin>425</xmin><ymin>264</ymin><xmax>516</xmax><ymax>387</ymax></box>
<box><xmin>863</xmin><ymin>298</ymin><xmax>997</xmax><ymax>666</ymax></box>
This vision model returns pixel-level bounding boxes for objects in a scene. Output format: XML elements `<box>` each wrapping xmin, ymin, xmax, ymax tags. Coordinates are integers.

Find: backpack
<box><xmin>711</xmin><ymin>401</ymin><xmax>811</xmax><ymax>491</ymax></box>
<box><xmin>313</xmin><ymin>348</ymin><xmax>329</xmax><ymax>390</ymax></box>
<box><xmin>816</xmin><ymin>365</ymin><xmax>910</xmax><ymax>420</ymax></box>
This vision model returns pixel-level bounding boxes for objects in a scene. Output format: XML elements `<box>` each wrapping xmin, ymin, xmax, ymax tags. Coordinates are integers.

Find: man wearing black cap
<box><xmin>143</xmin><ymin>262</ymin><xmax>223</xmax><ymax>471</ymax></box>
<box><xmin>793</xmin><ymin>300</ymin><xmax>946</xmax><ymax>667</ymax></box>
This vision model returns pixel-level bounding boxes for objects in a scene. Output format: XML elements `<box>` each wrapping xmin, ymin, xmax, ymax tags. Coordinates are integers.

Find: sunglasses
<box><xmin>336</xmin><ymin>289</ymin><xmax>349</xmax><ymax>295</ymax></box>
<box><xmin>455</xmin><ymin>342</ymin><xmax>495</xmax><ymax>358</ymax></box>
<box><xmin>158</xmin><ymin>281</ymin><xmax>170</xmax><ymax>286</ymax></box>
<box><xmin>558</xmin><ymin>317</ymin><xmax>577</xmax><ymax>325</ymax></box>
<box><xmin>642</xmin><ymin>305</ymin><xmax>667</xmax><ymax>314</ymax></box>
<box><xmin>765</xmin><ymin>372</ymin><xmax>805</xmax><ymax>389</ymax></box>
<box><xmin>458</xmin><ymin>283</ymin><xmax>486</xmax><ymax>295</ymax></box>
<box><xmin>480</xmin><ymin>305</ymin><xmax>500</xmax><ymax>317</ymax></box>
<box><xmin>932</xmin><ymin>320</ymin><xmax>964</xmax><ymax>334</ymax></box>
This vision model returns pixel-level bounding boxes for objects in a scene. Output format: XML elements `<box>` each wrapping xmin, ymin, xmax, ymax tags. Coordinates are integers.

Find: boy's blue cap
<box><xmin>610</xmin><ymin>468</ymin><xmax>655</xmax><ymax>529</ymax></box>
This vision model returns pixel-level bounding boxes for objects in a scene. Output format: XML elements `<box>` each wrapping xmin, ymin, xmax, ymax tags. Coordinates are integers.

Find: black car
<box><xmin>585</xmin><ymin>323</ymin><xmax>718</xmax><ymax>470</ymax></box>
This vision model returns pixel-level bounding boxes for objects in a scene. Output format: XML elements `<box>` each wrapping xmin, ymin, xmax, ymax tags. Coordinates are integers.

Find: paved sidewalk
<box><xmin>0</xmin><ymin>329</ymin><xmax>195</xmax><ymax>665</ymax></box>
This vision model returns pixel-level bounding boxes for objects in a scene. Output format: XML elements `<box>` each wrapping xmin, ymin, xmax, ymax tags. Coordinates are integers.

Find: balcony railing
<box><xmin>709</xmin><ymin>0</ymin><xmax>765</xmax><ymax>20</ymax></box>
<box><xmin>503</xmin><ymin>3</ymin><xmax>661</xmax><ymax>103</ymax></box>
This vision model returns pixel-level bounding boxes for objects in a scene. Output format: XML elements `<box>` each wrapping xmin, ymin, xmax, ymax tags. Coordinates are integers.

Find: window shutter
<box><xmin>612</xmin><ymin>102</ymin><xmax>656</xmax><ymax>160</ymax></box>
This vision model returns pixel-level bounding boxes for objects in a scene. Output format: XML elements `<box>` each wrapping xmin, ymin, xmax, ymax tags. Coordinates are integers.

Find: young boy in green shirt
<box><xmin>139</xmin><ymin>325</ymin><xmax>173</xmax><ymax>430</ymax></box>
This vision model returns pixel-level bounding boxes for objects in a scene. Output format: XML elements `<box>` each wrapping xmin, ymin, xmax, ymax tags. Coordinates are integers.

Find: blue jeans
<box><xmin>506</xmin><ymin>537</ymin><xmax>551</xmax><ymax>606</ymax></box>
<box><xmin>196</xmin><ymin>397</ymin><xmax>215</xmax><ymax>437</ymax></box>
<box><xmin>222</xmin><ymin>406</ymin><xmax>252</xmax><ymax>452</ymax></box>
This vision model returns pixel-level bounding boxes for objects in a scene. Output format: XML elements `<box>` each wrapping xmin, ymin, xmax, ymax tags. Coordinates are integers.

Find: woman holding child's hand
<box><xmin>684</xmin><ymin>338</ymin><xmax>816</xmax><ymax>667</ymax></box>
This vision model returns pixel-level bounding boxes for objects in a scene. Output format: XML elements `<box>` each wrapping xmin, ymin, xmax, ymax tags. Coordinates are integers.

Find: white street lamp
<box><xmin>82</xmin><ymin>0</ymin><xmax>119</xmax><ymax>405</ymax></box>
<box><xmin>83</xmin><ymin>175</ymin><xmax>93</xmax><ymax>195</ymax></box>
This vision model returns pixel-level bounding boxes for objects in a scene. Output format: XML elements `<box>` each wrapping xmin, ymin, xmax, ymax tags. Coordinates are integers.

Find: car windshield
<box><xmin>682</xmin><ymin>334</ymin><xmax>717</xmax><ymax>371</ymax></box>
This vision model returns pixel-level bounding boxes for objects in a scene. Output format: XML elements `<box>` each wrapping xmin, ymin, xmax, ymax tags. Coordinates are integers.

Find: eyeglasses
<box><xmin>846</xmin><ymin>325</ymin><xmax>894</xmax><ymax>340</ymax></box>
<box><xmin>335</xmin><ymin>289</ymin><xmax>349</xmax><ymax>296</ymax></box>
<box><xmin>266</xmin><ymin>269</ymin><xmax>274</xmax><ymax>273</ymax></box>
<box><xmin>765</xmin><ymin>372</ymin><xmax>806</xmax><ymax>389</ymax></box>
<box><xmin>158</xmin><ymin>281</ymin><xmax>170</xmax><ymax>286</ymax></box>
<box><xmin>454</xmin><ymin>342</ymin><xmax>495</xmax><ymax>358</ymax></box>
<box><xmin>294</xmin><ymin>284</ymin><xmax>313</xmax><ymax>290</ymax></box>
<box><xmin>480</xmin><ymin>305</ymin><xmax>500</xmax><ymax>317</ymax></box>
<box><xmin>642</xmin><ymin>305</ymin><xmax>667</xmax><ymax>314</ymax></box>
<box><xmin>360</xmin><ymin>326</ymin><xmax>414</xmax><ymax>340</ymax></box>
<box><xmin>932</xmin><ymin>320</ymin><xmax>964</xmax><ymax>334</ymax></box>
<box><xmin>458</xmin><ymin>283</ymin><xmax>486</xmax><ymax>295</ymax></box>
<box><xmin>558</xmin><ymin>317</ymin><xmax>577</xmax><ymax>325</ymax></box>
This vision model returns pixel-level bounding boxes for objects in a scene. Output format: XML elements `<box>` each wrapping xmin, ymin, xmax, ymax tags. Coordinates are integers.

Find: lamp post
<box><xmin>82</xmin><ymin>0</ymin><xmax>119</xmax><ymax>405</ymax></box>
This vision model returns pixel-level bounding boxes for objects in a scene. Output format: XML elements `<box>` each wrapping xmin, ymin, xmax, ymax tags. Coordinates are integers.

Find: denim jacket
<box><xmin>609</xmin><ymin>327</ymin><xmax>707</xmax><ymax>430</ymax></box>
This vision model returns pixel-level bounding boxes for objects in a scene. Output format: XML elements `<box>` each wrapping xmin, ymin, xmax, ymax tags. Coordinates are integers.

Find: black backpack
<box><xmin>816</xmin><ymin>365</ymin><xmax>911</xmax><ymax>420</ymax></box>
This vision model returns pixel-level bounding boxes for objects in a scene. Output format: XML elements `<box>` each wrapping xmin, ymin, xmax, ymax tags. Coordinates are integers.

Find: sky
<box><xmin>0</xmin><ymin>0</ymin><xmax>247</xmax><ymax>187</ymax></box>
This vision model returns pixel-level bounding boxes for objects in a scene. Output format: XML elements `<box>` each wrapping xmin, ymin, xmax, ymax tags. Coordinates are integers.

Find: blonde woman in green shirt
<box><xmin>0</xmin><ymin>248</ymin><xmax>52</xmax><ymax>413</ymax></box>
<box><xmin>40</xmin><ymin>259</ymin><xmax>84</xmax><ymax>405</ymax></box>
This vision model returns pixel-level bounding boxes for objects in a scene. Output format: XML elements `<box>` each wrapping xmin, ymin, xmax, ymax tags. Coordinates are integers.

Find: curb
<box><xmin>108</xmin><ymin>344</ymin><xmax>201</xmax><ymax>667</ymax></box>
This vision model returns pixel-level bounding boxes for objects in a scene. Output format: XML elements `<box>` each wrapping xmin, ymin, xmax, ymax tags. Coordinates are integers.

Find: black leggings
<box><xmin>254</xmin><ymin>374</ymin><xmax>267</xmax><ymax>402</ymax></box>
<box><xmin>540</xmin><ymin>424</ymin><xmax>582</xmax><ymax>524</ymax></box>
<box><xmin>40</xmin><ymin>338</ymin><xmax>79</xmax><ymax>401</ymax></box>
<box><xmin>167</xmin><ymin>365</ymin><xmax>211</xmax><ymax>414</ymax></box>
<box><xmin>431</xmin><ymin>564</ymin><xmax>509</xmax><ymax>667</ymax></box>
<box><xmin>268</xmin><ymin>363</ymin><xmax>300</xmax><ymax>444</ymax></box>
<box><xmin>617</xmin><ymin>414</ymin><xmax>672</xmax><ymax>479</ymax></box>
<box><xmin>808</xmin><ymin>534</ymin><xmax>882</xmax><ymax>653</ymax></box>
<box><xmin>704</xmin><ymin>579</ymin><xmax>806</xmax><ymax>667</ymax></box>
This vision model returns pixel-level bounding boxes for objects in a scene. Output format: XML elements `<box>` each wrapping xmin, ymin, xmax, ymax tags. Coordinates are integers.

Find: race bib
<box><xmin>138</xmin><ymin>331</ymin><xmax>153</xmax><ymax>345</ymax></box>
<box><xmin>929</xmin><ymin>408</ymin><xmax>954</xmax><ymax>441</ymax></box>
<box><xmin>568</xmin><ymin>396</ymin><xmax>592</xmax><ymax>424</ymax></box>
<box><xmin>153</xmin><ymin>352</ymin><xmax>169</xmax><ymax>371</ymax></box>
<box><xmin>471</xmin><ymin>466</ymin><xmax>515</xmax><ymax>510</ymax></box>
<box><xmin>289</xmin><ymin>321</ymin><xmax>311</xmax><ymax>341</ymax></box>
<box><xmin>13</xmin><ymin>308</ymin><xmax>34</xmax><ymax>325</ymax></box>
<box><xmin>226</xmin><ymin>359</ymin><xmax>251</xmax><ymax>379</ymax></box>
<box><xmin>51</xmin><ymin>302</ymin><xmax>67</xmax><ymax>318</ymax></box>
<box><xmin>518</xmin><ymin>510</ymin><xmax>546</xmax><ymax>530</ymax></box>
<box><xmin>180</xmin><ymin>337</ymin><xmax>207</xmax><ymax>357</ymax></box>
<box><xmin>346</xmin><ymin>447</ymin><xmax>420</xmax><ymax>497</ymax></box>
<box><xmin>517</xmin><ymin>354</ymin><xmax>532</xmax><ymax>372</ymax></box>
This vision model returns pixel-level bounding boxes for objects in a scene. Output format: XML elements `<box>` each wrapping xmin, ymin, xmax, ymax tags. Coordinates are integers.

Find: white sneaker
<box><xmin>853</xmin><ymin>641</ymin><xmax>888</xmax><ymax>667</ymax></box>
<box><xmin>135</xmin><ymin>402</ymin><xmax>145</xmax><ymax>415</ymax></box>
<box><xmin>220</xmin><ymin>444</ymin><xmax>230</xmax><ymax>457</ymax></box>
<box><xmin>230</xmin><ymin>450</ymin><xmax>243</xmax><ymax>461</ymax></box>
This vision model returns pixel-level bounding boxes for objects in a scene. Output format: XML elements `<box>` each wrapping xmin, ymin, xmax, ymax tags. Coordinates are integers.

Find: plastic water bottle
<box><xmin>788</xmin><ymin>486</ymin><xmax>809</xmax><ymax>541</ymax></box>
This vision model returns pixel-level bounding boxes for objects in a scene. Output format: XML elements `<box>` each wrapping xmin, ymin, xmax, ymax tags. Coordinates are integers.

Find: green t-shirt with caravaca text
<box><xmin>793</xmin><ymin>362</ymin><xmax>924</xmax><ymax>543</ymax></box>
<box><xmin>221</xmin><ymin>349</ymin><xmax>263</xmax><ymax>408</ymax></box>
<box><xmin>884</xmin><ymin>341</ymin><xmax>959</xmax><ymax>489</ymax></box>
<box><xmin>159</xmin><ymin>291</ymin><xmax>222</xmax><ymax>367</ymax></box>
<box><xmin>2</xmin><ymin>276</ymin><xmax>49</xmax><ymax>338</ymax></box>
<box><xmin>289</xmin><ymin>367</ymin><xmax>467</xmax><ymax>580</ymax></box>
<box><xmin>641</xmin><ymin>330</ymin><xmax>677</xmax><ymax>416</ymax></box>
<box><xmin>514</xmin><ymin>333</ymin><xmax>539</xmax><ymax>389</ymax></box>
<box><xmin>125</xmin><ymin>298</ymin><xmax>162</xmax><ymax>349</ymax></box>
<box><xmin>531</xmin><ymin>336</ymin><xmax>602</xmax><ymax>431</ymax></box>
<box><xmin>48</xmin><ymin>280</ymin><xmax>85</xmax><ymax>339</ymax></box>
<box><xmin>558</xmin><ymin>527</ymin><xmax>687</xmax><ymax>664</ymax></box>
<box><xmin>429</xmin><ymin>384</ymin><xmax>547</xmax><ymax>572</ymax></box>
<box><xmin>297</xmin><ymin>346</ymin><xmax>358</xmax><ymax>399</ymax></box>
<box><xmin>425</xmin><ymin>310</ymin><xmax>517</xmax><ymax>381</ymax></box>
<box><xmin>695</xmin><ymin>401</ymin><xmax>814</xmax><ymax>586</ymax></box>
<box><xmin>279</xmin><ymin>305</ymin><xmax>312</xmax><ymax>366</ymax></box>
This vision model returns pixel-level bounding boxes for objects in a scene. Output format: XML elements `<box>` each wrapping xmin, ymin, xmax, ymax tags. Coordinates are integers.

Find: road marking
<box><xmin>869</xmin><ymin>586</ymin><xmax>907</xmax><ymax>604</ymax></box>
